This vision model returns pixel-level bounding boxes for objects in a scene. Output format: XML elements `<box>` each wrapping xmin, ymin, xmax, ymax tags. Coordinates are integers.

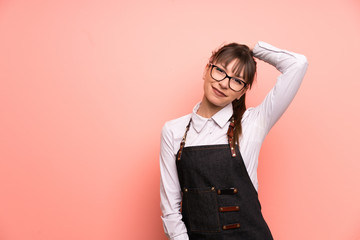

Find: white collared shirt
<box><xmin>160</xmin><ymin>41</ymin><xmax>308</xmax><ymax>240</ymax></box>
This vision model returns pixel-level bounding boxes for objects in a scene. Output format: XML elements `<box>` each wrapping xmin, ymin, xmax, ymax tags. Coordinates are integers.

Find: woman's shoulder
<box><xmin>242</xmin><ymin>107</ymin><xmax>257</xmax><ymax>123</ymax></box>
<box><xmin>161</xmin><ymin>113</ymin><xmax>192</xmax><ymax>137</ymax></box>
<box><xmin>241</xmin><ymin>106</ymin><xmax>267</xmax><ymax>130</ymax></box>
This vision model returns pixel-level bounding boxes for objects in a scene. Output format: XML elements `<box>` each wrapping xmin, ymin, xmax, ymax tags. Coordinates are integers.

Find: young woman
<box><xmin>159</xmin><ymin>41</ymin><xmax>308</xmax><ymax>240</ymax></box>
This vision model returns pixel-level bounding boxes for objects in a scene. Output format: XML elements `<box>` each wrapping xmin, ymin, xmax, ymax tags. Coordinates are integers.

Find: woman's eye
<box><xmin>216</xmin><ymin>67</ymin><xmax>225</xmax><ymax>73</ymax></box>
<box><xmin>233</xmin><ymin>78</ymin><xmax>244</xmax><ymax>85</ymax></box>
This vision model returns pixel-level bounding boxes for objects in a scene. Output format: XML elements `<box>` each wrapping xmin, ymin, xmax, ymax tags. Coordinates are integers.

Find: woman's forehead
<box><xmin>215</xmin><ymin>58</ymin><xmax>245</xmax><ymax>77</ymax></box>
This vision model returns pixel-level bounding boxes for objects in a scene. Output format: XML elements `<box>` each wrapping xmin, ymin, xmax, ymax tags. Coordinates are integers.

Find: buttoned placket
<box><xmin>208</xmin><ymin>119</ymin><xmax>215</xmax><ymax>135</ymax></box>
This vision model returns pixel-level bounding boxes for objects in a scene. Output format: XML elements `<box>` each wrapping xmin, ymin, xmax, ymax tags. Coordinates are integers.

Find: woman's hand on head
<box><xmin>245</xmin><ymin>42</ymin><xmax>256</xmax><ymax>51</ymax></box>
<box><xmin>250</xmin><ymin>42</ymin><xmax>257</xmax><ymax>51</ymax></box>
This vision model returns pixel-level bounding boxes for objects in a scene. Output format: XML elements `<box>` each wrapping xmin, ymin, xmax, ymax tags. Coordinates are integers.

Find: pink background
<box><xmin>1</xmin><ymin>0</ymin><xmax>360</xmax><ymax>239</ymax></box>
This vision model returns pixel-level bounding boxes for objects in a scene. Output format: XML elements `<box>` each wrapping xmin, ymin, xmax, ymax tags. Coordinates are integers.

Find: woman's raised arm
<box><xmin>251</xmin><ymin>41</ymin><xmax>308</xmax><ymax>132</ymax></box>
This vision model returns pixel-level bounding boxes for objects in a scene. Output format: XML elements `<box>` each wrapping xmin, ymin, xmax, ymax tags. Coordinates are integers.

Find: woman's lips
<box><xmin>212</xmin><ymin>87</ymin><xmax>227</xmax><ymax>97</ymax></box>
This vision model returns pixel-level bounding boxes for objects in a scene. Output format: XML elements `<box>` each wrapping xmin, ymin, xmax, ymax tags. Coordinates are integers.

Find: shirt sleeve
<box><xmin>160</xmin><ymin>122</ymin><xmax>189</xmax><ymax>240</ymax></box>
<box><xmin>251</xmin><ymin>41</ymin><xmax>309</xmax><ymax>132</ymax></box>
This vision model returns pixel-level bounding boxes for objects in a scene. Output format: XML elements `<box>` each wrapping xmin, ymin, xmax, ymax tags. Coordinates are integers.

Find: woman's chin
<box><xmin>206</xmin><ymin>96</ymin><xmax>230</xmax><ymax>108</ymax></box>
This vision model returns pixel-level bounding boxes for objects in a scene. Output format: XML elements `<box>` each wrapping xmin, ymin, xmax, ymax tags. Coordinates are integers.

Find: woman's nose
<box><xmin>218</xmin><ymin>77</ymin><xmax>229</xmax><ymax>89</ymax></box>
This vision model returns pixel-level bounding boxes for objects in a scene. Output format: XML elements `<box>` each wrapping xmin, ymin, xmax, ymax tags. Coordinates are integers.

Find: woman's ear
<box><xmin>203</xmin><ymin>64</ymin><xmax>209</xmax><ymax>80</ymax></box>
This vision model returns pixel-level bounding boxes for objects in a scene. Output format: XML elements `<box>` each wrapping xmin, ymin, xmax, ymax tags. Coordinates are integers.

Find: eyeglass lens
<box><xmin>211</xmin><ymin>65</ymin><xmax>245</xmax><ymax>92</ymax></box>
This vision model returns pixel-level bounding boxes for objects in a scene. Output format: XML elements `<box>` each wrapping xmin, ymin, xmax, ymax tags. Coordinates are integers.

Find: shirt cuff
<box><xmin>252</xmin><ymin>41</ymin><xmax>281</xmax><ymax>67</ymax></box>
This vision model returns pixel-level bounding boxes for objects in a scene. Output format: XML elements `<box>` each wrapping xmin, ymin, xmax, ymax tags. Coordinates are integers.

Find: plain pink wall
<box><xmin>1</xmin><ymin>0</ymin><xmax>360</xmax><ymax>239</ymax></box>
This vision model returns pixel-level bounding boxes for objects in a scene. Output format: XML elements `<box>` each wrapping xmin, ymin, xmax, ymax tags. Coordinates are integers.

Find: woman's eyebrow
<box><xmin>234</xmin><ymin>74</ymin><xmax>245</xmax><ymax>80</ymax></box>
<box><xmin>220</xmin><ymin>63</ymin><xmax>245</xmax><ymax>79</ymax></box>
<box><xmin>220</xmin><ymin>63</ymin><xmax>228</xmax><ymax>70</ymax></box>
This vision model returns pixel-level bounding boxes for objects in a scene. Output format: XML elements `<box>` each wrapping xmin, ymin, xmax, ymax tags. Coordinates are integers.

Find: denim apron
<box><xmin>176</xmin><ymin>116</ymin><xmax>273</xmax><ymax>240</ymax></box>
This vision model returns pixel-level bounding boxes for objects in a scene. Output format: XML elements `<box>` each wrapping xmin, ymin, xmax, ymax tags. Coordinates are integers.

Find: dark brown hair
<box><xmin>208</xmin><ymin>43</ymin><xmax>257</xmax><ymax>148</ymax></box>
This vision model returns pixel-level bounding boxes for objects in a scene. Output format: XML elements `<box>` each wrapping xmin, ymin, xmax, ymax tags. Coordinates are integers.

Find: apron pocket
<box><xmin>183</xmin><ymin>187</ymin><xmax>221</xmax><ymax>233</ymax></box>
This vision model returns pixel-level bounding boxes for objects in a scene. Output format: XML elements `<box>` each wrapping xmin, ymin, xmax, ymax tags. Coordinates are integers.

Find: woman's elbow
<box><xmin>298</xmin><ymin>54</ymin><xmax>309</xmax><ymax>69</ymax></box>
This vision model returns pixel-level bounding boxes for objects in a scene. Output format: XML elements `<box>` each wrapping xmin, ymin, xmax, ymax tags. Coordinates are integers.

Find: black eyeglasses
<box><xmin>209</xmin><ymin>63</ymin><xmax>247</xmax><ymax>92</ymax></box>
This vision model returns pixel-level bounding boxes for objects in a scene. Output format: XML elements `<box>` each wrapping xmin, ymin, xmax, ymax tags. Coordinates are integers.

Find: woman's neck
<box><xmin>196</xmin><ymin>95</ymin><xmax>223</xmax><ymax>118</ymax></box>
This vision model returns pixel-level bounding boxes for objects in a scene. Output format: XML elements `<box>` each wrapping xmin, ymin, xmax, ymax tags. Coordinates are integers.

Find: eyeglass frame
<box><xmin>208</xmin><ymin>63</ymin><xmax>248</xmax><ymax>92</ymax></box>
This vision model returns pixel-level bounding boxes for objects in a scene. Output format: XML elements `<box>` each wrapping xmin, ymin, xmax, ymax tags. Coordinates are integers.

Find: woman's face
<box><xmin>203</xmin><ymin>59</ymin><xmax>247</xmax><ymax>108</ymax></box>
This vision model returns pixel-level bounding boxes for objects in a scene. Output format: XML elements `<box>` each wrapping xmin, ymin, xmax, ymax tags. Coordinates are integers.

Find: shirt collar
<box><xmin>191</xmin><ymin>101</ymin><xmax>233</xmax><ymax>133</ymax></box>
